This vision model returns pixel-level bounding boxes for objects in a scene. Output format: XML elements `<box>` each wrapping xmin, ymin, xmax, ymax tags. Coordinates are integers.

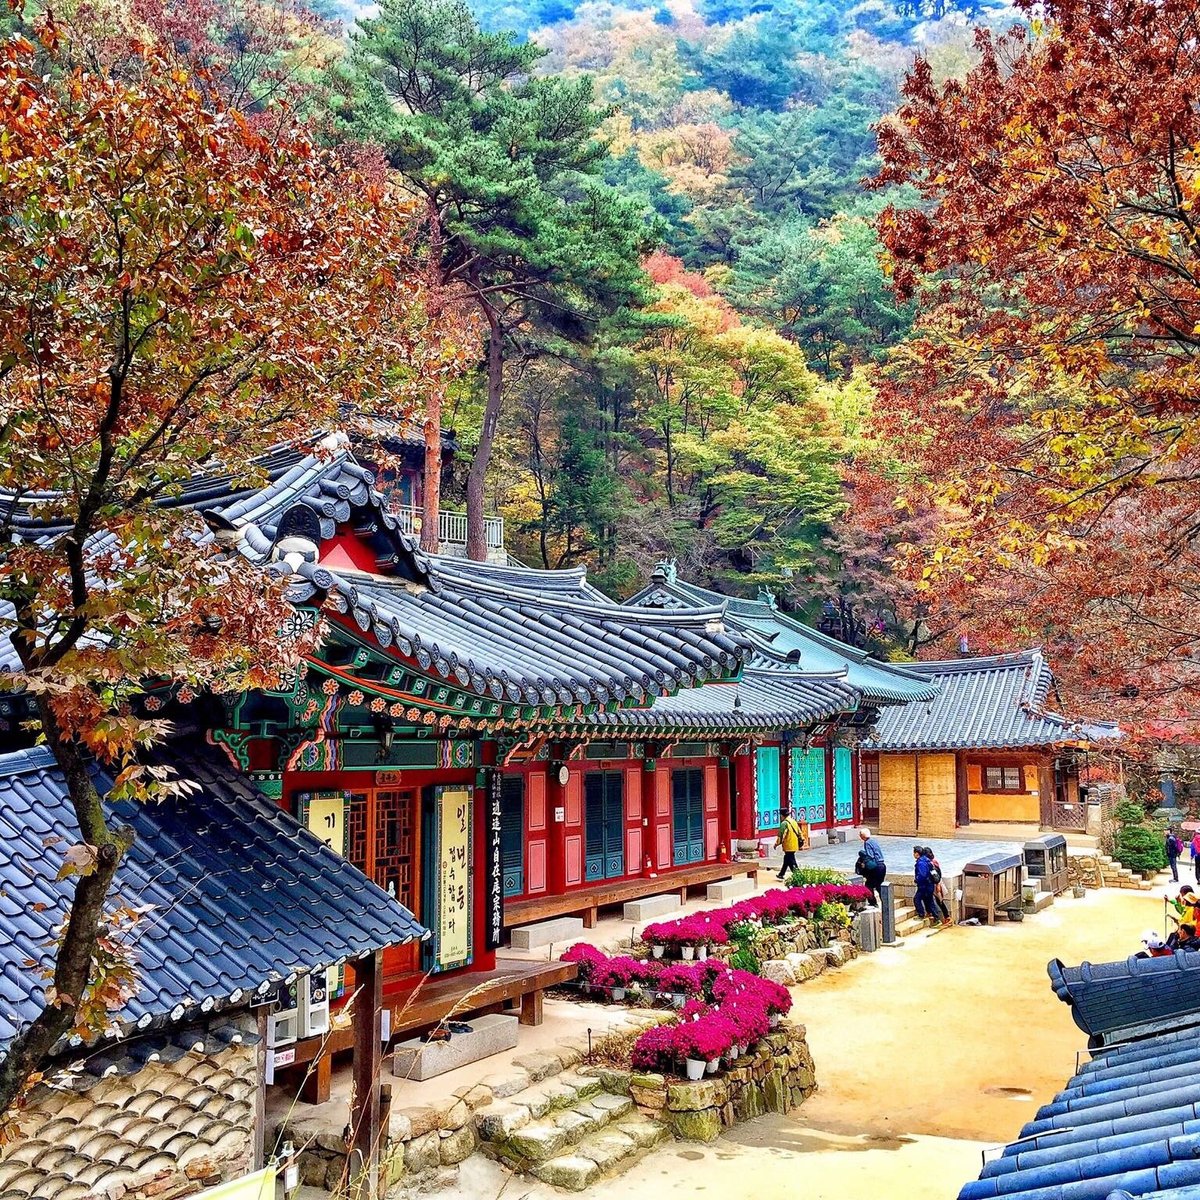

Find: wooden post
<box><xmin>956</xmin><ymin>754</ymin><xmax>970</xmax><ymax>828</ymax></box>
<box><xmin>350</xmin><ymin>949</ymin><xmax>384</xmax><ymax>1200</ymax></box>
<box><xmin>519</xmin><ymin>988</ymin><xmax>543</xmax><ymax>1026</ymax></box>
<box><xmin>301</xmin><ymin>1050</ymin><xmax>332</xmax><ymax>1105</ymax></box>
<box><xmin>253</xmin><ymin>1008</ymin><xmax>269</xmax><ymax>1170</ymax></box>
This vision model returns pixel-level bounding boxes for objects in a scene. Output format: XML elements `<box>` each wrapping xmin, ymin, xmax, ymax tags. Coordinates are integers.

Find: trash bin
<box><xmin>961</xmin><ymin>851</ymin><xmax>1024</xmax><ymax>924</ymax></box>
<box><xmin>1023</xmin><ymin>833</ymin><xmax>1068</xmax><ymax>895</ymax></box>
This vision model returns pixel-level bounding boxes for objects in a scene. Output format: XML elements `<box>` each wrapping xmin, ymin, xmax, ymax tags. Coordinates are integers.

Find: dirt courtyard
<box><xmin>591</xmin><ymin>885</ymin><xmax>1160</xmax><ymax>1200</ymax></box>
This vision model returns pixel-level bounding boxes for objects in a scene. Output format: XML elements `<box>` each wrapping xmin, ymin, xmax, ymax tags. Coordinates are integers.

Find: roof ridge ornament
<box><xmin>651</xmin><ymin>558</ymin><xmax>678</xmax><ymax>584</ymax></box>
<box><xmin>756</xmin><ymin>585</ymin><xmax>777</xmax><ymax>609</ymax></box>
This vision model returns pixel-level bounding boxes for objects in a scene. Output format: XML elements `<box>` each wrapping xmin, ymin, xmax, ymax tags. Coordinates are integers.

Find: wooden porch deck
<box><xmin>283</xmin><ymin>958</ymin><xmax>577</xmax><ymax>1103</ymax></box>
<box><xmin>503</xmin><ymin>859</ymin><xmax>761</xmax><ymax>930</ymax></box>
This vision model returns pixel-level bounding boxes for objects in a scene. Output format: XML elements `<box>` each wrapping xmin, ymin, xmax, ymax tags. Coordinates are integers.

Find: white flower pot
<box><xmin>672</xmin><ymin>993</ymin><xmax>686</xmax><ymax>1009</ymax></box>
<box><xmin>729</xmin><ymin>1044</ymin><xmax>742</xmax><ymax>1060</ymax></box>
<box><xmin>685</xmin><ymin>1057</ymin><xmax>706</xmax><ymax>1081</ymax></box>
<box><xmin>706</xmin><ymin>1059</ymin><xmax>720</xmax><ymax>1075</ymax></box>
<box><xmin>769</xmin><ymin>1013</ymin><xmax>780</xmax><ymax>1029</ymax></box>
<box><xmin>681</xmin><ymin>946</ymin><xmax>695</xmax><ymax>960</ymax></box>
<box><xmin>612</xmin><ymin>987</ymin><xmax>626</xmax><ymax>1002</ymax></box>
<box><xmin>651</xmin><ymin>945</ymin><xmax>665</xmax><ymax>959</ymax></box>
<box><xmin>697</xmin><ymin>945</ymin><xmax>709</xmax><ymax>961</ymax></box>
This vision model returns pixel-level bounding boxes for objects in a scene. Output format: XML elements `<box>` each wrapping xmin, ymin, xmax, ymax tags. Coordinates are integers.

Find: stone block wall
<box><xmin>626</xmin><ymin>1024</ymin><xmax>817</xmax><ymax>1142</ymax></box>
<box><xmin>0</xmin><ymin>1017</ymin><xmax>258</xmax><ymax>1200</ymax></box>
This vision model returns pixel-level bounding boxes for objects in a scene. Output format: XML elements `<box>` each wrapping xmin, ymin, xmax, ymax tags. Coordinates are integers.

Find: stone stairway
<box><xmin>474</xmin><ymin>1065</ymin><xmax>668</xmax><ymax>1191</ymax></box>
<box><xmin>1069</xmin><ymin>851</ymin><xmax>1154</xmax><ymax>890</ymax></box>
<box><xmin>893</xmin><ymin>899</ymin><xmax>928</xmax><ymax>937</ymax></box>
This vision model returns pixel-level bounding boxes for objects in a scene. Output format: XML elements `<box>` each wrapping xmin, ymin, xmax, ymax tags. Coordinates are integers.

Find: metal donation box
<box><xmin>1023</xmin><ymin>833</ymin><xmax>1069</xmax><ymax>895</ymax></box>
<box><xmin>961</xmin><ymin>851</ymin><xmax>1024</xmax><ymax>925</ymax></box>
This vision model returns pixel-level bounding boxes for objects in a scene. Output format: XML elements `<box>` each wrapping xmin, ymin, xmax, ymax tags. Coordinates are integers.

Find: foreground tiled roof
<box><xmin>959</xmin><ymin>1022</ymin><xmax>1200</xmax><ymax>1200</ymax></box>
<box><xmin>867</xmin><ymin>650</ymin><xmax>1120</xmax><ymax>751</ymax></box>
<box><xmin>1047</xmin><ymin>952</ymin><xmax>1200</xmax><ymax>1048</ymax></box>
<box><xmin>0</xmin><ymin>744</ymin><xmax>426</xmax><ymax>1054</ymax></box>
<box><xmin>296</xmin><ymin>555</ymin><xmax>750</xmax><ymax>708</ymax></box>
<box><xmin>626</xmin><ymin>570</ymin><xmax>938</xmax><ymax>706</ymax></box>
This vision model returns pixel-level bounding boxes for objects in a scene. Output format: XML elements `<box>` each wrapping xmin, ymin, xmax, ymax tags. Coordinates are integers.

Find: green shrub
<box><xmin>1114</xmin><ymin>798</ymin><xmax>1149</xmax><ymax>826</ymax></box>
<box><xmin>788</xmin><ymin>866</ymin><xmax>848</xmax><ymax>887</ymax></box>
<box><xmin>726</xmin><ymin>919</ymin><xmax>758</xmax><ymax>945</ymax></box>
<box><xmin>1112</xmin><ymin>824</ymin><xmax>1166</xmax><ymax>875</ymax></box>
<box><xmin>729</xmin><ymin>946</ymin><xmax>760</xmax><ymax>975</ymax></box>
<box><xmin>813</xmin><ymin>900</ymin><xmax>851</xmax><ymax>929</ymax></box>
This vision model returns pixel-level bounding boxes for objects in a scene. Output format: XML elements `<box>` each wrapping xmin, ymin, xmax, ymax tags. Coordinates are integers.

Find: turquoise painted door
<box><xmin>756</xmin><ymin>746</ymin><xmax>781</xmax><ymax>833</ymax></box>
<box><xmin>500</xmin><ymin>775</ymin><xmax>525</xmax><ymax>898</ymax></box>
<box><xmin>672</xmin><ymin>768</ymin><xmax>704</xmax><ymax>865</ymax></box>
<box><xmin>833</xmin><ymin>748</ymin><xmax>854</xmax><ymax>824</ymax></box>
<box><xmin>585</xmin><ymin>771</ymin><xmax>624</xmax><ymax>881</ymax></box>
<box><xmin>791</xmin><ymin>747</ymin><xmax>827</xmax><ymax>825</ymax></box>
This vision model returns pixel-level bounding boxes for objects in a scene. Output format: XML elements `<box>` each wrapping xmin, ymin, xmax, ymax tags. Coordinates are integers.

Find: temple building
<box><xmin>864</xmin><ymin>651</ymin><xmax>1119</xmax><ymax>837</ymax></box>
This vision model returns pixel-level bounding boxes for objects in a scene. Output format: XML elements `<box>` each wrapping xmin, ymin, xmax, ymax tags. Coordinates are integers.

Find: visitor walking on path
<box><xmin>857</xmin><ymin>827</ymin><xmax>886</xmax><ymax>904</ymax></box>
<box><xmin>913</xmin><ymin>846</ymin><xmax>949</xmax><ymax>927</ymax></box>
<box><xmin>776</xmin><ymin>808</ymin><xmax>803</xmax><ymax>881</ymax></box>
<box><xmin>1166</xmin><ymin>827</ymin><xmax>1182</xmax><ymax>883</ymax></box>
<box><xmin>1191</xmin><ymin>832</ymin><xmax>1200</xmax><ymax>883</ymax></box>
<box><xmin>922</xmin><ymin>846</ymin><xmax>953</xmax><ymax>926</ymax></box>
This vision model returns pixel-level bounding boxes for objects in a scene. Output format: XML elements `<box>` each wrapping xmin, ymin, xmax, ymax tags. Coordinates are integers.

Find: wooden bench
<box><xmin>503</xmin><ymin>861</ymin><xmax>760</xmax><ymax>930</ymax></box>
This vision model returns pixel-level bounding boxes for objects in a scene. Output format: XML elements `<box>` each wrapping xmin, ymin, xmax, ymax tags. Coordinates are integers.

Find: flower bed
<box><xmin>642</xmin><ymin>883</ymin><xmax>869</xmax><ymax>954</ymax></box>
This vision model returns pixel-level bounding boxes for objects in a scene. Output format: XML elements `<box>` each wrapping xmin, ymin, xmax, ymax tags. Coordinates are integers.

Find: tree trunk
<box><xmin>466</xmin><ymin>310</ymin><xmax>504</xmax><ymax>562</ymax></box>
<box><xmin>421</xmin><ymin>387</ymin><xmax>442</xmax><ymax>555</ymax></box>
<box><xmin>0</xmin><ymin>698</ymin><xmax>128</xmax><ymax>1117</ymax></box>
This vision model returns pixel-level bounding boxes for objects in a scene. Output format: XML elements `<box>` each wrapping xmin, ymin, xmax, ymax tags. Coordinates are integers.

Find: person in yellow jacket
<box><xmin>775</xmin><ymin>807</ymin><xmax>804</xmax><ymax>881</ymax></box>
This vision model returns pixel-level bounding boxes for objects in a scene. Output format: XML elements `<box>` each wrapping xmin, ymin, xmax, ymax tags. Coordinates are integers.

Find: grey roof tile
<box><xmin>0</xmin><ymin>743</ymin><xmax>426</xmax><ymax>1055</ymax></box>
<box><xmin>867</xmin><ymin>651</ymin><xmax>1120</xmax><ymax>751</ymax></box>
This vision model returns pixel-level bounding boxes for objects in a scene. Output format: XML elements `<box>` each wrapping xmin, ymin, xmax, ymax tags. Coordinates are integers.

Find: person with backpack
<box><xmin>1190</xmin><ymin>831</ymin><xmax>1200</xmax><ymax>883</ymax></box>
<box><xmin>1166</xmin><ymin>827</ymin><xmax>1183</xmax><ymax>883</ymax></box>
<box><xmin>775</xmin><ymin>808</ymin><xmax>803</xmax><ymax>881</ymax></box>
<box><xmin>856</xmin><ymin>827</ymin><xmax>886</xmax><ymax>904</ymax></box>
<box><xmin>922</xmin><ymin>846</ymin><xmax>953</xmax><ymax>926</ymax></box>
<box><xmin>912</xmin><ymin>845</ymin><xmax>940</xmax><ymax>927</ymax></box>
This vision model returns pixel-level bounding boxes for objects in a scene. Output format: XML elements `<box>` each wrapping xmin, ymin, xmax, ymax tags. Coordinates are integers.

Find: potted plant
<box><xmin>674</xmin><ymin>1014</ymin><xmax>734</xmax><ymax>1080</ymax></box>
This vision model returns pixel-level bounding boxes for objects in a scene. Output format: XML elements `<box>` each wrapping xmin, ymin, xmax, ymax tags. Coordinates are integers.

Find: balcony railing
<box><xmin>390</xmin><ymin>504</ymin><xmax>505</xmax><ymax>551</ymax></box>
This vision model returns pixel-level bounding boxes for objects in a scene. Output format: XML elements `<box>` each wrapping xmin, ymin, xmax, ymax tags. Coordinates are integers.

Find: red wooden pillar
<box><xmin>716</xmin><ymin>756</ymin><xmax>732</xmax><ymax>853</ymax></box>
<box><xmin>473</xmin><ymin>780</ymin><xmax>496</xmax><ymax>972</ymax></box>
<box><xmin>734</xmin><ymin>751</ymin><xmax>755</xmax><ymax>840</ymax></box>
<box><xmin>350</xmin><ymin>948</ymin><xmax>383</xmax><ymax>1199</ymax></box>
<box><xmin>546</xmin><ymin>760</ymin><xmax>567</xmax><ymax>895</ymax></box>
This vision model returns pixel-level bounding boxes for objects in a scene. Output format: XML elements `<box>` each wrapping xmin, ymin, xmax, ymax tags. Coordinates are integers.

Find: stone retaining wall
<box><xmin>624</xmin><ymin>1024</ymin><xmax>817</xmax><ymax>1142</ymax></box>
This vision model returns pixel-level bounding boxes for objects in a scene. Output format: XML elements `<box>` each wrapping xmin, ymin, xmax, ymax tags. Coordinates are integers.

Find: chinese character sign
<box><xmin>436</xmin><ymin>786</ymin><xmax>473</xmax><ymax>969</ymax></box>
<box><xmin>485</xmin><ymin>770</ymin><xmax>504</xmax><ymax>950</ymax></box>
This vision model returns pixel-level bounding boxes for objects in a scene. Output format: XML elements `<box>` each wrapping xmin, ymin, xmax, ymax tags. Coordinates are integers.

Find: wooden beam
<box><xmin>253</xmin><ymin>1008</ymin><xmax>268</xmax><ymax>1170</ymax></box>
<box><xmin>350</xmin><ymin>949</ymin><xmax>383</xmax><ymax>1200</ymax></box>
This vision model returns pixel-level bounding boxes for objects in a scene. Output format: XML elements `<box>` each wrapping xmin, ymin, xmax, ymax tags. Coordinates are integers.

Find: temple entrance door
<box><xmin>672</xmin><ymin>768</ymin><xmax>704</xmax><ymax>865</ymax></box>
<box><xmin>500</xmin><ymin>775</ymin><xmax>525</xmax><ymax>898</ymax></box>
<box><xmin>584</xmin><ymin>771</ymin><xmax>625</xmax><ymax>881</ymax></box>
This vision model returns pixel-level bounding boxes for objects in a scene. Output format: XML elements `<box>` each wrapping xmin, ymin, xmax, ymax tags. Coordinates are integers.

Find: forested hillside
<box><xmin>425</xmin><ymin>0</ymin><xmax>1010</xmax><ymax>609</ymax></box>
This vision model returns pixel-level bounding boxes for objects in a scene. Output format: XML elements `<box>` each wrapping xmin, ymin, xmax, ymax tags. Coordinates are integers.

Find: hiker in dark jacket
<box><xmin>912</xmin><ymin>845</ymin><xmax>940</xmax><ymax>926</ymax></box>
<box><xmin>922</xmin><ymin>846</ymin><xmax>952</xmax><ymax>926</ymax></box>
<box><xmin>1166</xmin><ymin>827</ymin><xmax>1183</xmax><ymax>883</ymax></box>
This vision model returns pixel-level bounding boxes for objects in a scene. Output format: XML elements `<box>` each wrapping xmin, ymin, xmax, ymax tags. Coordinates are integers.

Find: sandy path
<box><xmin>600</xmin><ymin>886</ymin><xmax>1160</xmax><ymax>1200</ymax></box>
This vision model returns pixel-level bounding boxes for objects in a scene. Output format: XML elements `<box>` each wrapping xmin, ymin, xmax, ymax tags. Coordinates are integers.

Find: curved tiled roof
<box><xmin>626</xmin><ymin>574</ymin><xmax>938</xmax><ymax>706</ymax></box>
<box><xmin>1048</xmin><ymin>952</ymin><xmax>1200</xmax><ymax>1047</ymax></box>
<box><xmin>960</xmin><ymin>1013</ymin><xmax>1200</xmax><ymax>1199</ymax></box>
<box><xmin>297</xmin><ymin>560</ymin><xmax>748</xmax><ymax>708</ymax></box>
<box><xmin>0</xmin><ymin>744</ymin><xmax>426</xmax><ymax>1056</ymax></box>
<box><xmin>572</xmin><ymin>668</ymin><xmax>858</xmax><ymax>734</ymax></box>
<box><xmin>867</xmin><ymin>651</ymin><xmax>1120</xmax><ymax>751</ymax></box>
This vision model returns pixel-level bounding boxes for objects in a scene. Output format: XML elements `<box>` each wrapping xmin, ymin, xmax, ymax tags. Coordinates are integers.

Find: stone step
<box><xmin>895</xmin><ymin>915</ymin><xmax>928</xmax><ymax>937</ymax></box>
<box><xmin>530</xmin><ymin>1117</ymin><xmax>668</xmax><ymax>1191</ymax></box>
<box><xmin>510</xmin><ymin>916</ymin><xmax>585</xmax><ymax>950</ymax></box>
<box><xmin>475</xmin><ymin>1070</ymin><xmax>604</xmax><ymax>1141</ymax></box>
<box><xmin>482</xmin><ymin>1092</ymin><xmax>635</xmax><ymax>1166</ymax></box>
<box><xmin>623</xmin><ymin>893</ymin><xmax>682</xmax><ymax>922</ymax></box>
<box><xmin>1025</xmin><ymin>890</ymin><xmax>1053</xmax><ymax>913</ymax></box>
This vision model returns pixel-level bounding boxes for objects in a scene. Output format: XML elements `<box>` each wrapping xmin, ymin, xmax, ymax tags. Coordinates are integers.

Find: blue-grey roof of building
<box><xmin>959</xmin><ymin>1022</ymin><xmax>1200</xmax><ymax>1200</ymax></box>
<box><xmin>293</xmin><ymin>555</ymin><xmax>750</xmax><ymax>709</ymax></box>
<box><xmin>964</xmin><ymin>850</ymin><xmax>1024</xmax><ymax>873</ymax></box>
<box><xmin>625</xmin><ymin>568</ymin><xmax>938</xmax><ymax>707</ymax></box>
<box><xmin>568</xmin><ymin>667</ymin><xmax>859</xmax><ymax>734</ymax></box>
<box><xmin>866</xmin><ymin>650</ymin><xmax>1120</xmax><ymax>751</ymax></box>
<box><xmin>1047</xmin><ymin>952</ymin><xmax>1200</xmax><ymax>1048</ymax></box>
<box><xmin>0</xmin><ymin>743</ymin><xmax>426</xmax><ymax>1056</ymax></box>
